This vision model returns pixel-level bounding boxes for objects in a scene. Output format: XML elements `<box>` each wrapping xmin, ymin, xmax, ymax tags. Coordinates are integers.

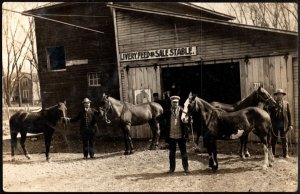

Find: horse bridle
<box><xmin>256</xmin><ymin>90</ymin><xmax>273</xmax><ymax>104</ymax></box>
<box><xmin>100</xmin><ymin>98</ymin><xmax>112</xmax><ymax>124</ymax></box>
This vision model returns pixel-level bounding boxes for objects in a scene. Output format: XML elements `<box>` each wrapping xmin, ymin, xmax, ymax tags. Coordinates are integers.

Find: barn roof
<box><xmin>107</xmin><ymin>3</ymin><xmax>297</xmax><ymax>36</ymax></box>
<box><xmin>23</xmin><ymin>2</ymin><xmax>296</xmax><ymax>36</ymax></box>
<box><xmin>23</xmin><ymin>2</ymin><xmax>235</xmax><ymax>21</ymax></box>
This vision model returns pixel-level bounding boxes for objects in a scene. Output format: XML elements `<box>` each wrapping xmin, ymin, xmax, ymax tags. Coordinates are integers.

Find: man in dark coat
<box><xmin>165</xmin><ymin>95</ymin><xmax>190</xmax><ymax>173</ymax></box>
<box><xmin>66</xmin><ymin>98</ymin><xmax>100</xmax><ymax>159</ymax></box>
<box><xmin>269</xmin><ymin>89</ymin><xmax>293</xmax><ymax>158</ymax></box>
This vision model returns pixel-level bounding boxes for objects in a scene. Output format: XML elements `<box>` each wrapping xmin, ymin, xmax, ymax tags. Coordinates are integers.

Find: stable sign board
<box><xmin>120</xmin><ymin>46</ymin><xmax>197</xmax><ymax>62</ymax></box>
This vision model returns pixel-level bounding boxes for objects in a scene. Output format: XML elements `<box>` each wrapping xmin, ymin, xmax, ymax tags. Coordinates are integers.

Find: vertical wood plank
<box><xmin>263</xmin><ymin>57</ymin><xmax>270</xmax><ymax>92</ymax></box>
<box><xmin>269</xmin><ymin>57</ymin><xmax>276</xmax><ymax>93</ymax></box>
<box><xmin>239</xmin><ymin>60</ymin><xmax>247</xmax><ymax>99</ymax></box>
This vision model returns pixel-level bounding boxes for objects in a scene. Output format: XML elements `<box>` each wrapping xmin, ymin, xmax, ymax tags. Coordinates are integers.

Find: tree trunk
<box><xmin>17</xmin><ymin>70</ymin><xmax>22</xmax><ymax>107</ymax></box>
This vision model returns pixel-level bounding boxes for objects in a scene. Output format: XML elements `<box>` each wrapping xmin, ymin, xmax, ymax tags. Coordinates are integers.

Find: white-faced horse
<box><xmin>181</xmin><ymin>94</ymin><xmax>274</xmax><ymax>171</ymax></box>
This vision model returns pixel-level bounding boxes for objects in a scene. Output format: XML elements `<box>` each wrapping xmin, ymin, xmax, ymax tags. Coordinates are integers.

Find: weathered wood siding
<box><xmin>240</xmin><ymin>55</ymin><xmax>297</xmax><ymax>143</ymax></box>
<box><xmin>115</xmin><ymin>10</ymin><xmax>297</xmax><ymax>139</ymax></box>
<box><xmin>34</xmin><ymin>4</ymin><xmax>121</xmax><ymax>137</ymax></box>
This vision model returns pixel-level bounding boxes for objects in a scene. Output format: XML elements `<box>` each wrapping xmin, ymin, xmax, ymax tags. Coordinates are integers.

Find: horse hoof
<box><xmin>25</xmin><ymin>154</ymin><xmax>31</xmax><ymax>159</ymax></box>
<box><xmin>194</xmin><ymin>148</ymin><xmax>201</xmax><ymax>153</ymax></box>
<box><xmin>269</xmin><ymin>163</ymin><xmax>273</xmax><ymax>167</ymax></box>
<box><xmin>124</xmin><ymin>151</ymin><xmax>129</xmax><ymax>155</ymax></box>
<box><xmin>129</xmin><ymin>150</ymin><xmax>135</xmax><ymax>154</ymax></box>
<box><xmin>262</xmin><ymin>164</ymin><xmax>268</xmax><ymax>170</ymax></box>
<box><xmin>245</xmin><ymin>151</ymin><xmax>251</xmax><ymax>158</ymax></box>
<box><xmin>211</xmin><ymin>166</ymin><xmax>218</xmax><ymax>172</ymax></box>
<box><xmin>46</xmin><ymin>157</ymin><xmax>52</xmax><ymax>162</ymax></box>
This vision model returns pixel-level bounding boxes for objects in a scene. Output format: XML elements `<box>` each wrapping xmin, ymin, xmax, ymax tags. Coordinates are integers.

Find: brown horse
<box><xmin>206</xmin><ymin>86</ymin><xmax>276</xmax><ymax>158</ymax></box>
<box><xmin>9</xmin><ymin>102</ymin><xmax>68</xmax><ymax>161</ymax></box>
<box><xmin>181</xmin><ymin>94</ymin><xmax>274</xmax><ymax>171</ymax></box>
<box><xmin>99</xmin><ymin>93</ymin><xmax>163</xmax><ymax>155</ymax></box>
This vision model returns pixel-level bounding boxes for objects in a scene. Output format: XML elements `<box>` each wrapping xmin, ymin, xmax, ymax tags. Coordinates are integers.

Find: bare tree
<box><xmin>227</xmin><ymin>3</ymin><xmax>297</xmax><ymax>31</ymax></box>
<box><xmin>3</xmin><ymin>3</ymin><xmax>40</xmax><ymax>106</ymax></box>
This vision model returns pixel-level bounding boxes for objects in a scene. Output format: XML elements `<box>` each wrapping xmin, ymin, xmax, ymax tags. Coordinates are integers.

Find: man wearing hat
<box><xmin>65</xmin><ymin>98</ymin><xmax>100</xmax><ymax>159</ymax></box>
<box><xmin>269</xmin><ymin>89</ymin><xmax>293</xmax><ymax>158</ymax></box>
<box><xmin>165</xmin><ymin>95</ymin><xmax>190</xmax><ymax>173</ymax></box>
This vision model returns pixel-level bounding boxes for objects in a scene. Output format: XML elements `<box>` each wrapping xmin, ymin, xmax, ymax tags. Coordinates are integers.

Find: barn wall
<box><xmin>240</xmin><ymin>55</ymin><xmax>297</xmax><ymax>143</ymax></box>
<box><xmin>34</xmin><ymin>4</ymin><xmax>119</xmax><ymax>117</ymax></box>
<box><xmin>115</xmin><ymin>9</ymin><xmax>297</xmax><ymax>139</ymax></box>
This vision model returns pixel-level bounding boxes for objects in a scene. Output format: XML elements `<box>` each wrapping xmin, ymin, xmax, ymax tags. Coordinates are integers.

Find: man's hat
<box><xmin>170</xmin><ymin>95</ymin><xmax>180</xmax><ymax>102</ymax></box>
<box><xmin>274</xmin><ymin>89</ymin><xmax>286</xmax><ymax>96</ymax></box>
<box><xmin>82</xmin><ymin>98</ymin><xmax>91</xmax><ymax>103</ymax></box>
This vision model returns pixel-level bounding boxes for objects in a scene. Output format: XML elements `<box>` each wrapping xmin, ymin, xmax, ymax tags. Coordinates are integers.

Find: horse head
<box><xmin>257</xmin><ymin>86</ymin><xmax>276</xmax><ymax>106</ymax></box>
<box><xmin>99</xmin><ymin>93</ymin><xmax>112</xmax><ymax>124</ymax></box>
<box><xmin>181</xmin><ymin>92</ymin><xmax>197</xmax><ymax>124</ymax></box>
<box><xmin>57</xmin><ymin>101</ymin><xmax>68</xmax><ymax>123</ymax></box>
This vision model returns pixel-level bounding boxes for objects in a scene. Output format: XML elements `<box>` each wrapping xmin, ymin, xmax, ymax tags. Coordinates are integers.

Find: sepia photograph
<box><xmin>2</xmin><ymin>2</ymin><xmax>298</xmax><ymax>192</ymax></box>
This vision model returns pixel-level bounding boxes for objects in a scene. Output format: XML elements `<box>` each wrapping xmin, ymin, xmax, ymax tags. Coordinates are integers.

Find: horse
<box><xmin>9</xmin><ymin>102</ymin><xmax>68</xmax><ymax>161</ymax></box>
<box><xmin>181</xmin><ymin>94</ymin><xmax>274</xmax><ymax>171</ymax></box>
<box><xmin>192</xmin><ymin>86</ymin><xmax>276</xmax><ymax>159</ymax></box>
<box><xmin>99</xmin><ymin>93</ymin><xmax>163</xmax><ymax>155</ymax></box>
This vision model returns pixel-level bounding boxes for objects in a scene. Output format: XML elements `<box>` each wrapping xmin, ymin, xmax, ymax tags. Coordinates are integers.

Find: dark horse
<box><xmin>192</xmin><ymin>86</ymin><xmax>276</xmax><ymax>159</ymax></box>
<box><xmin>99</xmin><ymin>93</ymin><xmax>163</xmax><ymax>155</ymax></box>
<box><xmin>9</xmin><ymin>102</ymin><xmax>68</xmax><ymax>161</ymax></box>
<box><xmin>181</xmin><ymin>94</ymin><xmax>274</xmax><ymax>171</ymax></box>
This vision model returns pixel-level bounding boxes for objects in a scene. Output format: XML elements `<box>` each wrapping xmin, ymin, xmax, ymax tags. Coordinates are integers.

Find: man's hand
<box><xmin>285</xmin><ymin>126</ymin><xmax>293</xmax><ymax>135</ymax></box>
<box><xmin>63</xmin><ymin>117</ymin><xmax>71</xmax><ymax>124</ymax></box>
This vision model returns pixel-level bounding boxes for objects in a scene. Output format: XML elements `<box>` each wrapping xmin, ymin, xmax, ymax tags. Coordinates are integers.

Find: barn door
<box><xmin>122</xmin><ymin>66</ymin><xmax>161</xmax><ymax>138</ymax></box>
<box><xmin>239</xmin><ymin>55</ymin><xmax>295</xmax><ymax>143</ymax></box>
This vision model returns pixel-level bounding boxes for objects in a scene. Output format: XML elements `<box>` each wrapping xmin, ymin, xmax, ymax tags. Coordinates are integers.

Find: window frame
<box><xmin>88</xmin><ymin>72</ymin><xmax>102</xmax><ymax>87</ymax></box>
<box><xmin>23</xmin><ymin>90</ymin><xmax>30</xmax><ymax>99</ymax></box>
<box><xmin>46</xmin><ymin>46</ymin><xmax>66</xmax><ymax>71</ymax></box>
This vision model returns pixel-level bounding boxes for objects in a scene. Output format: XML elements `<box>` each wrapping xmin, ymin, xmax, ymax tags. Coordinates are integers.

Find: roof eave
<box><xmin>107</xmin><ymin>4</ymin><xmax>297</xmax><ymax>37</ymax></box>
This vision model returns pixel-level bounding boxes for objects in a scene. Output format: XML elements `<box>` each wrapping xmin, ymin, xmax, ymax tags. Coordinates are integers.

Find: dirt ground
<box><xmin>2</xmin><ymin>131</ymin><xmax>298</xmax><ymax>192</ymax></box>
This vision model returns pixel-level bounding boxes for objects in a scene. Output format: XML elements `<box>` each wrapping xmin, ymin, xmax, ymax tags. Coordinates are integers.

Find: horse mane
<box><xmin>234</xmin><ymin>89</ymin><xmax>259</xmax><ymax>109</ymax></box>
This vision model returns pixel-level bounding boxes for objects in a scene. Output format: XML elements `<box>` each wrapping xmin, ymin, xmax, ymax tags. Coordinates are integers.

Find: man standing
<box><xmin>165</xmin><ymin>95</ymin><xmax>190</xmax><ymax>173</ymax></box>
<box><xmin>269</xmin><ymin>89</ymin><xmax>293</xmax><ymax>158</ymax></box>
<box><xmin>66</xmin><ymin>98</ymin><xmax>99</xmax><ymax>159</ymax></box>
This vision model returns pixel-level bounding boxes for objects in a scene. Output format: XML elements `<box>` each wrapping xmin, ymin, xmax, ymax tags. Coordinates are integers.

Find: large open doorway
<box><xmin>161</xmin><ymin>62</ymin><xmax>241</xmax><ymax>105</ymax></box>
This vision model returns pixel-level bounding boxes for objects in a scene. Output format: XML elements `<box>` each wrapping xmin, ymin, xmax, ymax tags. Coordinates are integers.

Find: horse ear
<box><xmin>64</xmin><ymin>99</ymin><xmax>66</xmax><ymax>105</ymax></box>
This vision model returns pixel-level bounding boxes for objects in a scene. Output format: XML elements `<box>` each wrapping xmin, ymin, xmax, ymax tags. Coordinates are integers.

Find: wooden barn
<box><xmin>24</xmin><ymin>2</ymin><xmax>298</xmax><ymax>142</ymax></box>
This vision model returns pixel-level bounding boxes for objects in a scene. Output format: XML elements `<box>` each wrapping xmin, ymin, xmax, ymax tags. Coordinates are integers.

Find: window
<box><xmin>88</xmin><ymin>72</ymin><xmax>101</xmax><ymax>87</ymax></box>
<box><xmin>23</xmin><ymin>90</ymin><xmax>30</xmax><ymax>99</ymax></box>
<box><xmin>22</xmin><ymin>79</ymin><xmax>28</xmax><ymax>87</ymax></box>
<box><xmin>46</xmin><ymin>46</ymin><xmax>66</xmax><ymax>70</ymax></box>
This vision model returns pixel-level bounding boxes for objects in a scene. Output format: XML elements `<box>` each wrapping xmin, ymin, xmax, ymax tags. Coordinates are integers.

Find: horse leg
<box><xmin>44</xmin><ymin>129</ymin><xmax>54</xmax><ymax>161</ymax></box>
<box><xmin>205</xmin><ymin>137</ymin><xmax>218</xmax><ymax>171</ymax></box>
<box><xmin>20</xmin><ymin>132</ymin><xmax>31</xmax><ymax>159</ymax></box>
<box><xmin>239</xmin><ymin>136</ymin><xmax>246</xmax><ymax>159</ymax></box>
<box><xmin>10</xmin><ymin>132</ymin><xmax>18</xmax><ymax>162</ymax></box>
<box><xmin>194</xmin><ymin>131</ymin><xmax>201</xmax><ymax>153</ymax></box>
<box><xmin>122</xmin><ymin>126</ymin><xmax>130</xmax><ymax>155</ymax></box>
<box><xmin>253</xmin><ymin>128</ymin><xmax>271</xmax><ymax>169</ymax></box>
<box><xmin>148</xmin><ymin>119</ymin><xmax>160</xmax><ymax>150</ymax></box>
<box><xmin>243</xmin><ymin>134</ymin><xmax>251</xmax><ymax>158</ymax></box>
<box><xmin>126</xmin><ymin>125</ymin><xmax>134</xmax><ymax>155</ymax></box>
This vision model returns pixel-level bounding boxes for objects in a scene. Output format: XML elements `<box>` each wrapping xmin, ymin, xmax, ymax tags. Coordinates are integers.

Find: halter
<box><xmin>256</xmin><ymin>90</ymin><xmax>273</xmax><ymax>104</ymax></box>
<box><xmin>100</xmin><ymin>98</ymin><xmax>112</xmax><ymax>124</ymax></box>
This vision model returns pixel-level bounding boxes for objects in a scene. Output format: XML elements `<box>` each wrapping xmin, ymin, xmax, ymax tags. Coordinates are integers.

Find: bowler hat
<box><xmin>170</xmin><ymin>95</ymin><xmax>180</xmax><ymax>102</ymax></box>
<box><xmin>274</xmin><ymin>89</ymin><xmax>286</xmax><ymax>96</ymax></box>
<box><xmin>82</xmin><ymin>98</ymin><xmax>91</xmax><ymax>103</ymax></box>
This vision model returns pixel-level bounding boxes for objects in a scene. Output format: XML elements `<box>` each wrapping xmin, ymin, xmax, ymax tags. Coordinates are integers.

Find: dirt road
<box><xmin>2</xmin><ymin>135</ymin><xmax>298</xmax><ymax>192</ymax></box>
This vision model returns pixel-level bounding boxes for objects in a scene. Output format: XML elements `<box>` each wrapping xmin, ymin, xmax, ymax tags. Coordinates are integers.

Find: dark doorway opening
<box><xmin>161</xmin><ymin>62</ymin><xmax>241</xmax><ymax>106</ymax></box>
